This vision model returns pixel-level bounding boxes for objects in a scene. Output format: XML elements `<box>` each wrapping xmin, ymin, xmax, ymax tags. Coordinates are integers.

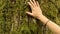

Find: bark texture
<box><xmin>0</xmin><ymin>0</ymin><xmax>60</xmax><ymax>34</ymax></box>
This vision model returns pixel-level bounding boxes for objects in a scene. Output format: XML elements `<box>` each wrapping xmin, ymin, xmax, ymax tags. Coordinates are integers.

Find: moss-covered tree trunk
<box><xmin>0</xmin><ymin>0</ymin><xmax>60</xmax><ymax>34</ymax></box>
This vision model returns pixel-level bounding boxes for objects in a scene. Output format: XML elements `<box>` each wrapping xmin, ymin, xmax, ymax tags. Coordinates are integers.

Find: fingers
<box><xmin>30</xmin><ymin>0</ymin><xmax>33</xmax><ymax>5</ymax></box>
<box><xmin>28</xmin><ymin>2</ymin><xmax>33</xmax><ymax>8</ymax></box>
<box><xmin>28</xmin><ymin>0</ymin><xmax>36</xmax><ymax>7</ymax></box>
<box><xmin>26</xmin><ymin>12</ymin><xmax>33</xmax><ymax>16</ymax></box>
<box><xmin>30</xmin><ymin>0</ymin><xmax>35</xmax><ymax>7</ymax></box>
<box><xmin>28</xmin><ymin>0</ymin><xmax>40</xmax><ymax>7</ymax></box>
<box><xmin>36</xmin><ymin>1</ymin><xmax>40</xmax><ymax>7</ymax></box>
<box><xmin>33</xmin><ymin>0</ymin><xmax>36</xmax><ymax>6</ymax></box>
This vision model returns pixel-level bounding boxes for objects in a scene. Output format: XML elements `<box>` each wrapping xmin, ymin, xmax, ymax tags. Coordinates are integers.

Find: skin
<box><xmin>26</xmin><ymin>0</ymin><xmax>60</xmax><ymax>34</ymax></box>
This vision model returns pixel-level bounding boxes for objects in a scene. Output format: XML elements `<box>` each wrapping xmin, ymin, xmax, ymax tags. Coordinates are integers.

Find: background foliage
<box><xmin>0</xmin><ymin>0</ymin><xmax>60</xmax><ymax>34</ymax></box>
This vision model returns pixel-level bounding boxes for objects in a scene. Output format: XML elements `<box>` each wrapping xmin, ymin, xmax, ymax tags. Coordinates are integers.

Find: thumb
<box><xmin>26</xmin><ymin>12</ymin><xmax>33</xmax><ymax>16</ymax></box>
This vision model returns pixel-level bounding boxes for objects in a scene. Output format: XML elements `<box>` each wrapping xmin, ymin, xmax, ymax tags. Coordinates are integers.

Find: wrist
<box><xmin>37</xmin><ymin>14</ymin><xmax>49</xmax><ymax>24</ymax></box>
<box><xmin>37</xmin><ymin>14</ymin><xmax>44</xmax><ymax>19</ymax></box>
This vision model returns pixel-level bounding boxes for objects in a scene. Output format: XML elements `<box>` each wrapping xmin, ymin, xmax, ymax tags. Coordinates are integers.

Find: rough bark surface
<box><xmin>0</xmin><ymin>0</ymin><xmax>60</xmax><ymax>34</ymax></box>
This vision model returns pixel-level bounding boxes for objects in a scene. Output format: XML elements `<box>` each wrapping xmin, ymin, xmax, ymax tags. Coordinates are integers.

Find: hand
<box><xmin>26</xmin><ymin>0</ymin><xmax>43</xmax><ymax>18</ymax></box>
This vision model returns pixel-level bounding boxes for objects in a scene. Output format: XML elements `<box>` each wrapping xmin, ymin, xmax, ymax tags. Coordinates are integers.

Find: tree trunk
<box><xmin>0</xmin><ymin>0</ymin><xmax>60</xmax><ymax>34</ymax></box>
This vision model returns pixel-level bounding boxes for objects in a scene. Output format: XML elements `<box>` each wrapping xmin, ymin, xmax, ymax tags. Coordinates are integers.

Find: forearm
<box><xmin>47</xmin><ymin>20</ymin><xmax>60</xmax><ymax>34</ymax></box>
<box><xmin>38</xmin><ymin>15</ymin><xmax>60</xmax><ymax>34</ymax></box>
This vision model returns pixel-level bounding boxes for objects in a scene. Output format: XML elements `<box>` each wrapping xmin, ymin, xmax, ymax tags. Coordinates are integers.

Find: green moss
<box><xmin>0</xmin><ymin>0</ymin><xmax>60</xmax><ymax>34</ymax></box>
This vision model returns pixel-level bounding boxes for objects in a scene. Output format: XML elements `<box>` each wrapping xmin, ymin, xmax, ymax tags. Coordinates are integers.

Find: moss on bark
<box><xmin>0</xmin><ymin>0</ymin><xmax>60</xmax><ymax>34</ymax></box>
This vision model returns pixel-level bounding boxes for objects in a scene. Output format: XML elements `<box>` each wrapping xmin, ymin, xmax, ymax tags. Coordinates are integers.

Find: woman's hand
<box><xmin>26</xmin><ymin>0</ymin><xmax>43</xmax><ymax>18</ymax></box>
<box><xmin>26</xmin><ymin>0</ymin><xmax>60</xmax><ymax>33</ymax></box>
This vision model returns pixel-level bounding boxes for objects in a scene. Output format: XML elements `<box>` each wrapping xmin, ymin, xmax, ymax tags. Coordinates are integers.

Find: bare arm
<box><xmin>38</xmin><ymin>14</ymin><xmax>60</xmax><ymax>34</ymax></box>
<box><xmin>26</xmin><ymin>0</ymin><xmax>60</xmax><ymax>34</ymax></box>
